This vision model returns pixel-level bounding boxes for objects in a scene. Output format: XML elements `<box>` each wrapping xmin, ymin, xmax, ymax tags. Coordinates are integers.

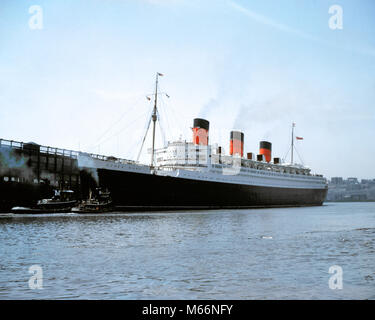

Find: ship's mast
<box><xmin>150</xmin><ymin>72</ymin><xmax>160</xmax><ymax>168</ymax></box>
<box><xmin>136</xmin><ymin>72</ymin><xmax>167</xmax><ymax>165</ymax></box>
<box><xmin>291</xmin><ymin>122</ymin><xmax>295</xmax><ymax>164</ymax></box>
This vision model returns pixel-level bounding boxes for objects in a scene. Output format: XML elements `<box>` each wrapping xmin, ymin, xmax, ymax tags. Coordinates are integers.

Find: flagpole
<box><xmin>150</xmin><ymin>72</ymin><xmax>164</xmax><ymax>168</ymax></box>
<box><xmin>291</xmin><ymin>123</ymin><xmax>295</xmax><ymax>164</ymax></box>
<box><xmin>150</xmin><ymin>73</ymin><xmax>159</xmax><ymax>168</ymax></box>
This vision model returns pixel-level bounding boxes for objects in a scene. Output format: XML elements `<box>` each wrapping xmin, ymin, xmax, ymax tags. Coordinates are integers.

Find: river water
<box><xmin>0</xmin><ymin>202</ymin><xmax>374</xmax><ymax>299</ymax></box>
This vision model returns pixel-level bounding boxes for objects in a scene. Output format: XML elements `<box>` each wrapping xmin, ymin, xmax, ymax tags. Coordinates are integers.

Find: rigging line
<box><xmin>159</xmin><ymin>87</ymin><xmax>191</xmax><ymax>141</ymax></box>
<box><xmin>121</xmin><ymin>111</ymin><xmax>152</xmax><ymax>161</ymax></box>
<box><xmin>89</xmin><ymin>109</ymin><xmax>151</xmax><ymax>152</ymax></box>
<box><xmin>86</xmin><ymin>95</ymin><xmax>147</xmax><ymax>150</ymax></box>
<box><xmin>174</xmin><ymin>107</ymin><xmax>191</xmax><ymax>139</ymax></box>
<box><xmin>156</xmin><ymin>109</ymin><xmax>167</xmax><ymax>147</ymax></box>
<box><xmin>171</xmin><ymin>101</ymin><xmax>189</xmax><ymax>125</ymax></box>
<box><xmin>123</xmin><ymin>136</ymin><xmax>139</xmax><ymax>161</ymax></box>
<box><xmin>293</xmin><ymin>145</ymin><xmax>305</xmax><ymax>165</ymax></box>
<box><xmin>283</xmin><ymin>145</ymin><xmax>291</xmax><ymax>162</ymax></box>
<box><xmin>159</xmin><ymin>90</ymin><xmax>186</xmax><ymax>139</ymax></box>
<box><xmin>102</xmin><ymin>97</ymin><xmax>148</xmax><ymax>142</ymax></box>
<box><xmin>158</xmin><ymin>83</ymin><xmax>187</xmax><ymax>121</ymax></box>
<box><xmin>111</xmin><ymin>109</ymin><xmax>151</xmax><ymax>142</ymax></box>
<box><xmin>140</xmin><ymin>105</ymin><xmax>154</xmax><ymax>139</ymax></box>
<box><xmin>166</xmin><ymin>98</ymin><xmax>186</xmax><ymax>126</ymax></box>
<box><xmin>136</xmin><ymin>110</ymin><xmax>153</xmax><ymax>162</ymax></box>
<box><xmin>282</xmin><ymin>124</ymin><xmax>294</xmax><ymax>162</ymax></box>
<box><xmin>122</xmin><ymin>117</ymin><xmax>149</xmax><ymax>160</ymax></box>
<box><xmin>129</xmin><ymin>129</ymin><xmax>147</xmax><ymax>160</ymax></box>
<box><xmin>158</xmin><ymin>95</ymin><xmax>172</xmax><ymax>141</ymax></box>
<box><xmin>135</xmin><ymin>113</ymin><xmax>153</xmax><ymax>162</ymax></box>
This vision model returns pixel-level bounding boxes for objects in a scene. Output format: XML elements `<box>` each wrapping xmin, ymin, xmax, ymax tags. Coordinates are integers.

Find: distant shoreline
<box><xmin>325</xmin><ymin>200</ymin><xmax>375</xmax><ymax>203</ymax></box>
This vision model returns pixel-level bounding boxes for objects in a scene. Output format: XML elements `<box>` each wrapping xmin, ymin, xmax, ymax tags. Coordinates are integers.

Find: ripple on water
<box><xmin>0</xmin><ymin>203</ymin><xmax>374</xmax><ymax>299</ymax></box>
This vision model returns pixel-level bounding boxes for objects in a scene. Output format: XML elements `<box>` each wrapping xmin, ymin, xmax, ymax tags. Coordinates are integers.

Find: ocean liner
<box><xmin>77</xmin><ymin>73</ymin><xmax>328</xmax><ymax>210</ymax></box>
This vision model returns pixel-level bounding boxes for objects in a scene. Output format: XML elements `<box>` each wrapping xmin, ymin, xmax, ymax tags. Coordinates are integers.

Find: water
<box><xmin>0</xmin><ymin>202</ymin><xmax>374</xmax><ymax>299</ymax></box>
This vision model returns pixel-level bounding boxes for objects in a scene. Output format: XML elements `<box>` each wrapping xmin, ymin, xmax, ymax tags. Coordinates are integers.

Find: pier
<box><xmin>0</xmin><ymin>138</ymin><xmax>115</xmax><ymax>211</ymax></box>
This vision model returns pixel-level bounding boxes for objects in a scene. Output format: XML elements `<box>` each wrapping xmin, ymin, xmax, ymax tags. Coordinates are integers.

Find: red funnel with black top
<box><xmin>192</xmin><ymin>118</ymin><xmax>209</xmax><ymax>145</ymax></box>
<box><xmin>230</xmin><ymin>131</ymin><xmax>244</xmax><ymax>157</ymax></box>
<box><xmin>259</xmin><ymin>141</ymin><xmax>272</xmax><ymax>162</ymax></box>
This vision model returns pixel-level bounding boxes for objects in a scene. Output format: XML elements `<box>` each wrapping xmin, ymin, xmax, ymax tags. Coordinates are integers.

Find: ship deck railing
<box><xmin>0</xmin><ymin>138</ymin><xmax>135</xmax><ymax>164</ymax></box>
<box><xmin>156</xmin><ymin>162</ymin><xmax>326</xmax><ymax>182</ymax></box>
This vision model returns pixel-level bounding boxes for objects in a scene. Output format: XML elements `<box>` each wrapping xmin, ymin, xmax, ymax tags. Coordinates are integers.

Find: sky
<box><xmin>0</xmin><ymin>0</ymin><xmax>374</xmax><ymax>179</ymax></box>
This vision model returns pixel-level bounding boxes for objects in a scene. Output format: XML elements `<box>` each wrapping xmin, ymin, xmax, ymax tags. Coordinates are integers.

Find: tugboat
<box><xmin>11</xmin><ymin>190</ymin><xmax>77</xmax><ymax>214</ymax></box>
<box><xmin>71</xmin><ymin>188</ymin><xmax>113</xmax><ymax>213</ymax></box>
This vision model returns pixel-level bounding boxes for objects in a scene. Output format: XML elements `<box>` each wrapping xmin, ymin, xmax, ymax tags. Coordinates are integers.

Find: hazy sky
<box><xmin>0</xmin><ymin>0</ymin><xmax>374</xmax><ymax>179</ymax></box>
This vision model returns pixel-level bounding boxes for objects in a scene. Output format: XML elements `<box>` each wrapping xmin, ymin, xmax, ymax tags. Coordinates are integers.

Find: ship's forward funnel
<box><xmin>230</xmin><ymin>131</ymin><xmax>244</xmax><ymax>157</ymax></box>
<box><xmin>259</xmin><ymin>141</ymin><xmax>272</xmax><ymax>162</ymax></box>
<box><xmin>192</xmin><ymin>118</ymin><xmax>209</xmax><ymax>145</ymax></box>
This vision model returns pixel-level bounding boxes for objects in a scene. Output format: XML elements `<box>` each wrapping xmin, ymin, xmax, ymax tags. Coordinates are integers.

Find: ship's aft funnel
<box><xmin>192</xmin><ymin>118</ymin><xmax>209</xmax><ymax>145</ymax></box>
<box><xmin>259</xmin><ymin>141</ymin><xmax>272</xmax><ymax>162</ymax></box>
<box><xmin>230</xmin><ymin>131</ymin><xmax>244</xmax><ymax>157</ymax></box>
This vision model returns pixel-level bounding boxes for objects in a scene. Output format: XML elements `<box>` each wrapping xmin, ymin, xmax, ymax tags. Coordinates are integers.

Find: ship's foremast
<box><xmin>136</xmin><ymin>72</ymin><xmax>166</xmax><ymax>168</ymax></box>
<box><xmin>150</xmin><ymin>72</ymin><xmax>160</xmax><ymax>169</ymax></box>
<box><xmin>291</xmin><ymin>122</ymin><xmax>295</xmax><ymax>164</ymax></box>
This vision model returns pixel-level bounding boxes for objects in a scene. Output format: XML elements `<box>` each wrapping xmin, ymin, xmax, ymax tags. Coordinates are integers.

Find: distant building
<box><xmin>327</xmin><ymin>176</ymin><xmax>375</xmax><ymax>202</ymax></box>
<box><xmin>331</xmin><ymin>177</ymin><xmax>343</xmax><ymax>184</ymax></box>
<box><xmin>347</xmin><ymin>177</ymin><xmax>358</xmax><ymax>184</ymax></box>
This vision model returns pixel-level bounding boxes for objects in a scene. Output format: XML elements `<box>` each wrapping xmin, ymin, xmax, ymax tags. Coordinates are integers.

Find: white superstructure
<box><xmin>154</xmin><ymin>140</ymin><xmax>327</xmax><ymax>190</ymax></box>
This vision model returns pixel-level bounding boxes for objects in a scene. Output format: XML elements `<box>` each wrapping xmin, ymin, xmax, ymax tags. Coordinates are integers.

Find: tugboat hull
<box><xmin>11</xmin><ymin>204</ymin><xmax>76</xmax><ymax>214</ymax></box>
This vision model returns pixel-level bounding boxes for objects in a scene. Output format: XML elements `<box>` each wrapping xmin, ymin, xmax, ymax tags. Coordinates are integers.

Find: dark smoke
<box><xmin>0</xmin><ymin>146</ymin><xmax>34</xmax><ymax>180</ymax></box>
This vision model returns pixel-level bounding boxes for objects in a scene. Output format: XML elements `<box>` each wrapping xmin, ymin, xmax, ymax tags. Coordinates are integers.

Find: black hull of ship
<box><xmin>98</xmin><ymin>169</ymin><xmax>328</xmax><ymax>211</ymax></box>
